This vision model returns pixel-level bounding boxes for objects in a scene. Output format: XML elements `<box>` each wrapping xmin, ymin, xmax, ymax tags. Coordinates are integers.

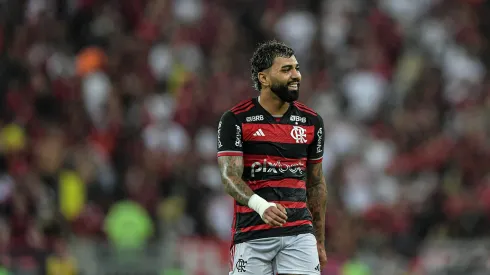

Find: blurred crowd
<box><xmin>0</xmin><ymin>0</ymin><xmax>490</xmax><ymax>274</ymax></box>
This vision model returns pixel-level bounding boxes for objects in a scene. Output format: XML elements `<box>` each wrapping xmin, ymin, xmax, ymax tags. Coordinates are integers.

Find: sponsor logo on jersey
<box><xmin>290</xmin><ymin>115</ymin><xmax>307</xmax><ymax>123</ymax></box>
<box><xmin>250</xmin><ymin>159</ymin><xmax>305</xmax><ymax>178</ymax></box>
<box><xmin>217</xmin><ymin>121</ymin><xmax>223</xmax><ymax>148</ymax></box>
<box><xmin>316</xmin><ymin>127</ymin><xmax>323</xmax><ymax>153</ymax></box>
<box><xmin>290</xmin><ymin>126</ymin><xmax>307</xmax><ymax>144</ymax></box>
<box><xmin>235</xmin><ymin>125</ymin><xmax>242</xmax><ymax>147</ymax></box>
<box><xmin>253</xmin><ymin>129</ymin><xmax>265</xmax><ymax>137</ymax></box>
<box><xmin>246</xmin><ymin>115</ymin><xmax>264</xmax><ymax>122</ymax></box>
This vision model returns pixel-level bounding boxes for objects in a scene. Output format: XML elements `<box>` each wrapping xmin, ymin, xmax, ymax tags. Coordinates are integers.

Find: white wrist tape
<box><xmin>248</xmin><ymin>194</ymin><xmax>276</xmax><ymax>218</ymax></box>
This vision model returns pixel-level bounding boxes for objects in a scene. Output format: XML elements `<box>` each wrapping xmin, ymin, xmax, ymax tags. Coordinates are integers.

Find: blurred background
<box><xmin>0</xmin><ymin>0</ymin><xmax>490</xmax><ymax>274</ymax></box>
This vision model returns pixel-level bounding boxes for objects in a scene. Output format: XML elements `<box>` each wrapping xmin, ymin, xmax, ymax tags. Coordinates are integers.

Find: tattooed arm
<box><xmin>218</xmin><ymin>155</ymin><xmax>288</xmax><ymax>225</ymax></box>
<box><xmin>306</xmin><ymin>162</ymin><xmax>327</xmax><ymax>245</ymax></box>
<box><xmin>217</xmin><ymin>155</ymin><xmax>254</xmax><ymax>205</ymax></box>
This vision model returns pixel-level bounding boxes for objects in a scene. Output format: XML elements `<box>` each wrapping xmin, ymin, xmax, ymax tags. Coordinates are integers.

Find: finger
<box><xmin>265</xmin><ymin>212</ymin><xmax>286</xmax><ymax>225</ymax></box>
<box><xmin>263</xmin><ymin>212</ymin><xmax>285</xmax><ymax>226</ymax></box>
<box><xmin>264</xmin><ymin>215</ymin><xmax>283</xmax><ymax>227</ymax></box>
<box><xmin>276</xmin><ymin>204</ymin><xmax>288</xmax><ymax>215</ymax></box>
<box><xmin>270</xmin><ymin>207</ymin><xmax>288</xmax><ymax>221</ymax></box>
<box><xmin>271</xmin><ymin>207</ymin><xmax>288</xmax><ymax>220</ymax></box>
<box><xmin>270</xmin><ymin>219</ymin><xmax>283</xmax><ymax>227</ymax></box>
<box><xmin>271</xmin><ymin>216</ymin><xmax>287</xmax><ymax>225</ymax></box>
<box><xmin>264</xmin><ymin>207</ymin><xmax>284</xmax><ymax>220</ymax></box>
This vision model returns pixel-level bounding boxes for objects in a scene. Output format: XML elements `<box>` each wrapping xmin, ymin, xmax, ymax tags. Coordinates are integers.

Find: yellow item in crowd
<box><xmin>167</xmin><ymin>63</ymin><xmax>188</xmax><ymax>95</ymax></box>
<box><xmin>0</xmin><ymin>123</ymin><xmax>26</xmax><ymax>152</ymax></box>
<box><xmin>59</xmin><ymin>170</ymin><xmax>86</xmax><ymax>221</ymax></box>
<box><xmin>46</xmin><ymin>255</ymin><xmax>77</xmax><ymax>275</ymax></box>
<box><xmin>158</xmin><ymin>196</ymin><xmax>186</xmax><ymax>223</ymax></box>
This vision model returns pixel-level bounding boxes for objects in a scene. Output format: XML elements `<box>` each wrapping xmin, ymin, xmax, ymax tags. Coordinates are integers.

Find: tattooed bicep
<box><xmin>306</xmin><ymin>162</ymin><xmax>324</xmax><ymax>187</ymax></box>
<box><xmin>217</xmin><ymin>155</ymin><xmax>254</xmax><ymax>204</ymax></box>
<box><xmin>218</xmin><ymin>156</ymin><xmax>244</xmax><ymax>177</ymax></box>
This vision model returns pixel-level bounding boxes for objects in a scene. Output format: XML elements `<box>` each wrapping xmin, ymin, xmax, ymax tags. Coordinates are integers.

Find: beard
<box><xmin>270</xmin><ymin>81</ymin><xmax>300</xmax><ymax>103</ymax></box>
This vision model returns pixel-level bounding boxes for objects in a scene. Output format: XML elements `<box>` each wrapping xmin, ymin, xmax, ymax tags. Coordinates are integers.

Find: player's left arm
<box><xmin>306</xmin><ymin>114</ymin><xmax>327</xmax><ymax>245</ymax></box>
<box><xmin>306</xmin><ymin>162</ymin><xmax>327</xmax><ymax>244</ymax></box>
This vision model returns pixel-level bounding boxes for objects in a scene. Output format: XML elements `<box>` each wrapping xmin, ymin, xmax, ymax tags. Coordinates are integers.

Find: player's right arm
<box><xmin>217</xmin><ymin>111</ymin><xmax>287</xmax><ymax>226</ymax></box>
<box><xmin>217</xmin><ymin>156</ymin><xmax>254</xmax><ymax>206</ymax></box>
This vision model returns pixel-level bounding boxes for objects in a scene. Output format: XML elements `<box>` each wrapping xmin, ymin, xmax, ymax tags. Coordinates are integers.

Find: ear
<box><xmin>258</xmin><ymin>71</ymin><xmax>269</xmax><ymax>88</ymax></box>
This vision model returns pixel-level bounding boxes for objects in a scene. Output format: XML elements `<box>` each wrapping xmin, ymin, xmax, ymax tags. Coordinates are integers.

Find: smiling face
<box><xmin>260</xmin><ymin>55</ymin><xmax>302</xmax><ymax>102</ymax></box>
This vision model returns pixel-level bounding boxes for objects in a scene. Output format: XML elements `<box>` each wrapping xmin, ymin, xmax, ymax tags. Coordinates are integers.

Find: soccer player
<box><xmin>217</xmin><ymin>40</ymin><xmax>328</xmax><ymax>275</ymax></box>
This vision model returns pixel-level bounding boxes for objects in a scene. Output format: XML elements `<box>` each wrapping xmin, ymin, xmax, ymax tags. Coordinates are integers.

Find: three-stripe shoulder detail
<box><xmin>230</xmin><ymin>99</ymin><xmax>254</xmax><ymax>114</ymax></box>
<box><xmin>293</xmin><ymin>102</ymin><xmax>317</xmax><ymax>116</ymax></box>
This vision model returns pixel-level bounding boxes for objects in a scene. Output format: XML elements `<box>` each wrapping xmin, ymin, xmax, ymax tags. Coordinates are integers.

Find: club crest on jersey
<box><xmin>291</xmin><ymin>126</ymin><xmax>307</xmax><ymax>144</ymax></box>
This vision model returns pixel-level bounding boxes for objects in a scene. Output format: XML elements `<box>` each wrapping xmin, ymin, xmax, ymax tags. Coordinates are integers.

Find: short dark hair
<box><xmin>250</xmin><ymin>40</ymin><xmax>295</xmax><ymax>91</ymax></box>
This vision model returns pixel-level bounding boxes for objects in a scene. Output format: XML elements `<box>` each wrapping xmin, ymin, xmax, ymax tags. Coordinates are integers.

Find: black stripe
<box><xmin>234</xmin><ymin>225</ymin><xmax>313</xmax><ymax>244</ymax></box>
<box><xmin>236</xmin><ymin>187</ymin><xmax>306</xmax><ymax>205</ymax></box>
<box><xmin>256</xmin><ymin>187</ymin><xmax>306</xmax><ymax>202</ymax></box>
<box><xmin>235</xmin><ymin>208</ymin><xmax>312</xmax><ymax>230</ymax></box>
<box><xmin>242</xmin><ymin>167</ymin><xmax>306</xmax><ymax>181</ymax></box>
<box><xmin>243</xmin><ymin>142</ymin><xmax>309</xmax><ymax>159</ymax></box>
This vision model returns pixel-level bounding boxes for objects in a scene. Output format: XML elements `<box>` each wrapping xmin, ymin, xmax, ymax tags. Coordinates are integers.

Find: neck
<box><xmin>259</xmin><ymin>90</ymin><xmax>290</xmax><ymax>116</ymax></box>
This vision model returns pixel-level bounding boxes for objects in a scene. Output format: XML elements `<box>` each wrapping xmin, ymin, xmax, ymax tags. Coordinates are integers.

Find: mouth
<box><xmin>288</xmin><ymin>82</ymin><xmax>299</xmax><ymax>90</ymax></box>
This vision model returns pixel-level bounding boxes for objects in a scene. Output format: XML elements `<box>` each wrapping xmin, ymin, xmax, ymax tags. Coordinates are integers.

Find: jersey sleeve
<box><xmin>307</xmin><ymin>114</ymin><xmax>325</xmax><ymax>164</ymax></box>
<box><xmin>217</xmin><ymin>111</ymin><xmax>243</xmax><ymax>157</ymax></box>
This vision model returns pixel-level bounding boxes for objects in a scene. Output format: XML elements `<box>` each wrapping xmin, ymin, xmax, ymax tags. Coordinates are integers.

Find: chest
<box><xmin>241</xmin><ymin>122</ymin><xmax>315</xmax><ymax>145</ymax></box>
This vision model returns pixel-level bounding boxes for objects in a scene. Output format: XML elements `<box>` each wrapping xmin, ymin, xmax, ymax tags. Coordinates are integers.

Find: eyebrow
<box><xmin>280</xmin><ymin>64</ymin><xmax>299</xmax><ymax>70</ymax></box>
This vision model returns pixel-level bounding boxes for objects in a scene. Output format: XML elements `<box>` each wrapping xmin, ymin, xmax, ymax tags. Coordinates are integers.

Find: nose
<box><xmin>291</xmin><ymin>69</ymin><xmax>301</xmax><ymax>81</ymax></box>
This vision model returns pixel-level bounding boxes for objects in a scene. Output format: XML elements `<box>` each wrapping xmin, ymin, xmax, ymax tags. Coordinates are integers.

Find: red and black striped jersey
<box><xmin>217</xmin><ymin>97</ymin><xmax>325</xmax><ymax>244</ymax></box>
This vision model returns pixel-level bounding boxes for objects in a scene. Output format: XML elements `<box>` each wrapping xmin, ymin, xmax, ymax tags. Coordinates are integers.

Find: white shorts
<box><xmin>229</xmin><ymin>233</ymin><xmax>320</xmax><ymax>275</ymax></box>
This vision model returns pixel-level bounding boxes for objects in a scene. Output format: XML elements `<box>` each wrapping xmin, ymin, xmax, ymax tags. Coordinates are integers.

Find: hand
<box><xmin>262</xmin><ymin>204</ymin><xmax>288</xmax><ymax>227</ymax></box>
<box><xmin>317</xmin><ymin>242</ymin><xmax>327</xmax><ymax>271</ymax></box>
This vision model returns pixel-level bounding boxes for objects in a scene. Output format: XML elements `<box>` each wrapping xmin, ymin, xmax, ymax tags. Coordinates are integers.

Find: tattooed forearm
<box><xmin>218</xmin><ymin>156</ymin><xmax>255</xmax><ymax>206</ymax></box>
<box><xmin>306</xmin><ymin>162</ymin><xmax>327</xmax><ymax>244</ymax></box>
